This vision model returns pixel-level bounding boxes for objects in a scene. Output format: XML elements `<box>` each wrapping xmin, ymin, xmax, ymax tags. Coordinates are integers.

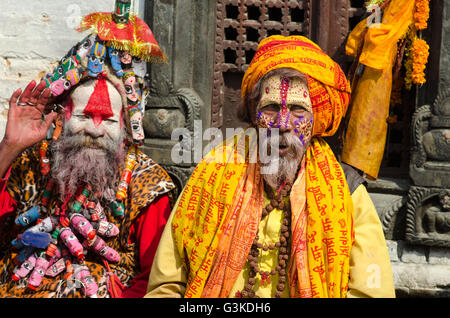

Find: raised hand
<box><xmin>0</xmin><ymin>80</ymin><xmax>58</xmax><ymax>177</ymax></box>
<box><xmin>3</xmin><ymin>80</ymin><xmax>58</xmax><ymax>153</ymax></box>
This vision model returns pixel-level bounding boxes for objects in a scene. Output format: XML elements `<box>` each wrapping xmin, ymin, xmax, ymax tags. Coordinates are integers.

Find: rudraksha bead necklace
<box><xmin>237</xmin><ymin>181</ymin><xmax>292</xmax><ymax>298</ymax></box>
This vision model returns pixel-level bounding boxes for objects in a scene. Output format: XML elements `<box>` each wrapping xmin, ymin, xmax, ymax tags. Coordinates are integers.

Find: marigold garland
<box><xmin>403</xmin><ymin>0</ymin><xmax>430</xmax><ymax>89</ymax></box>
<box><xmin>411</xmin><ymin>38</ymin><xmax>429</xmax><ymax>85</ymax></box>
<box><xmin>414</xmin><ymin>0</ymin><xmax>430</xmax><ymax>30</ymax></box>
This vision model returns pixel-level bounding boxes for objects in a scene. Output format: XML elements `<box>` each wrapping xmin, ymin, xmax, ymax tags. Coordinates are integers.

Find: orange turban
<box><xmin>241</xmin><ymin>35</ymin><xmax>351</xmax><ymax>137</ymax></box>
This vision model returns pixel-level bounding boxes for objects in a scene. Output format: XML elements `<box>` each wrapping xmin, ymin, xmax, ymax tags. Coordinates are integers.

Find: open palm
<box><xmin>4</xmin><ymin>80</ymin><xmax>58</xmax><ymax>152</ymax></box>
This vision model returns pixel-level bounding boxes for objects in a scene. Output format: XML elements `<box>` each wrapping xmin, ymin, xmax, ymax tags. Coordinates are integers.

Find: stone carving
<box><xmin>406</xmin><ymin>186</ymin><xmax>450</xmax><ymax>247</ymax></box>
<box><xmin>381</xmin><ymin>196</ymin><xmax>407</xmax><ymax>240</ymax></box>
<box><xmin>144</xmin><ymin>72</ymin><xmax>202</xmax><ymax>139</ymax></box>
<box><xmin>407</xmin><ymin>89</ymin><xmax>450</xmax><ymax>247</ymax></box>
<box><xmin>211</xmin><ymin>0</ymin><xmax>310</xmax><ymax>129</ymax></box>
<box><xmin>142</xmin><ymin>72</ymin><xmax>202</xmax><ymax>192</ymax></box>
<box><xmin>410</xmin><ymin>89</ymin><xmax>450</xmax><ymax>188</ymax></box>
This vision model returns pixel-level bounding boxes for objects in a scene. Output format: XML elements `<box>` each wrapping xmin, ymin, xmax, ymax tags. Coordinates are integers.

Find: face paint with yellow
<box><xmin>256</xmin><ymin>74</ymin><xmax>314</xmax><ymax>145</ymax></box>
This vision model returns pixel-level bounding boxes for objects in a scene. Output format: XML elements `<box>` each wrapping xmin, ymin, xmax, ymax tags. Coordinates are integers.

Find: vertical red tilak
<box><xmin>279</xmin><ymin>77</ymin><xmax>290</xmax><ymax>128</ymax></box>
<box><xmin>83</xmin><ymin>77</ymin><xmax>114</xmax><ymax>127</ymax></box>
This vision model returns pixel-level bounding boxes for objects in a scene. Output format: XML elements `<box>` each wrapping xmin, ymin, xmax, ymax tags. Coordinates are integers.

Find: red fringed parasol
<box><xmin>77</xmin><ymin>12</ymin><xmax>166</xmax><ymax>64</ymax></box>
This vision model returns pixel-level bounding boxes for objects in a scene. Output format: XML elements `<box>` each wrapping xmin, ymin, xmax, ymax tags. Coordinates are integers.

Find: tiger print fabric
<box><xmin>0</xmin><ymin>141</ymin><xmax>175</xmax><ymax>298</ymax></box>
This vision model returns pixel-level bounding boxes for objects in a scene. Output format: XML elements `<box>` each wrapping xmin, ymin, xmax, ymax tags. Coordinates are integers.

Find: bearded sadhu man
<box><xmin>0</xmin><ymin>1</ymin><xmax>175</xmax><ymax>298</ymax></box>
<box><xmin>146</xmin><ymin>35</ymin><xmax>395</xmax><ymax>298</ymax></box>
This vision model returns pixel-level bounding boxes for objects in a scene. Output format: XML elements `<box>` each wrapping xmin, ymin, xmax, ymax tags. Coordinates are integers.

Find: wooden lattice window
<box><xmin>212</xmin><ymin>0</ymin><xmax>312</xmax><ymax>130</ymax></box>
<box><xmin>221</xmin><ymin>0</ymin><xmax>308</xmax><ymax>74</ymax></box>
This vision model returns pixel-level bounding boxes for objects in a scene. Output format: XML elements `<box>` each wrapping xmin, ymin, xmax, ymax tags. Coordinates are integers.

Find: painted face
<box><xmin>113</xmin><ymin>0</ymin><xmax>132</xmax><ymax>24</ymax></box>
<box><xmin>50</xmin><ymin>78</ymin><xmax>66</xmax><ymax>96</ymax></box>
<box><xmin>87</xmin><ymin>42</ymin><xmax>106</xmax><ymax>77</ymax></box>
<box><xmin>124</xmin><ymin>75</ymin><xmax>140</xmax><ymax>103</ymax></box>
<box><xmin>49</xmin><ymin>67</ymin><xmax>84</xmax><ymax>96</ymax></box>
<box><xmin>66</xmin><ymin>78</ymin><xmax>123</xmax><ymax>143</ymax></box>
<box><xmin>132</xmin><ymin>57</ymin><xmax>147</xmax><ymax>78</ymax></box>
<box><xmin>108</xmin><ymin>47</ymin><xmax>124</xmax><ymax>77</ymax></box>
<box><xmin>78</xmin><ymin>34</ymin><xmax>96</xmax><ymax>59</ymax></box>
<box><xmin>256</xmin><ymin>74</ymin><xmax>314</xmax><ymax>152</ymax></box>
<box><xmin>65</xmin><ymin>67</ymin><xmax>83</xmax><ymax>87</ymax></box>
<box><xmin>61</xmin><ymin>56</ymin><xmax>80</xmax><ymax>74</ymax></box>
<box><xmin>129</xmin><ymin>110</ymin><xmax>144</xmax><ymax>145</ymax></box>
<box><xmin>120</xmin><ymin>51</ymin><xmax>132</xmax><ymax>65</ymax></box>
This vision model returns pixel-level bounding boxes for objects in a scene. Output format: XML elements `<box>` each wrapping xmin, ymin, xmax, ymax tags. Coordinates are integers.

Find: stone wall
<box><xmin>0</xmin><ymin>0</ymin><xmax>146</xmax><ymax>139</ymax></box>
<box><xmin>388</xmin><ymin>240</ymin><xmax>450</xmax><ymax>297</ymax></box>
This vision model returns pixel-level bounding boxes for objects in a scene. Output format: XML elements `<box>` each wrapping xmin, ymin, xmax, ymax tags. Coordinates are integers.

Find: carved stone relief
<box><xmin>406</xmin><ymin>186</ymin><xmax>450</xmax><ymax>247</ymax></box>
<box><xmin>410</xmin><ymin>89</ymin><xmax>450</xmax><ymax>188</ymax></box>
<box><xmin>142</xmin><ymin>72</ymin><xmax>201</xmax><ymax>192</ymax></box>
<box><xmin>406</xmin><ymin>87</ymin><xmax>450</xmax><ymax>247</ymax></box>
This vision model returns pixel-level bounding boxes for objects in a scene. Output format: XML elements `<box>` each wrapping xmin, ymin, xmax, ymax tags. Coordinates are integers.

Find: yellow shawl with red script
<box><xmin>172</xmin><ymin>35</ymin><xmax>354</xmax><ymax>298</ymax></box>
<box><xmin>172</xmin><ymin>132</ymin><xmax>354</xmax><ymax>298</ymax></box>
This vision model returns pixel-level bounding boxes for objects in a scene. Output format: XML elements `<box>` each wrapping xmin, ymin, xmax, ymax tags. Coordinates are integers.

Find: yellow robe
<box><xmin>145</xmin><ymin>184</ymin><xmax>395</xmax><ymax>298</ymax></box>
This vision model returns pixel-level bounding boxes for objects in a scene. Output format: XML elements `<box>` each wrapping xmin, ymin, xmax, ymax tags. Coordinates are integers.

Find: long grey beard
<box><xmin>50</xmin><ymin>128</ymin><xmax>126</xmax><ymax>201</ymax></box>
<box><xmin>261</xmin><ymin>132</ymin><xmax>306</xmax><ymax>190</ymax></box>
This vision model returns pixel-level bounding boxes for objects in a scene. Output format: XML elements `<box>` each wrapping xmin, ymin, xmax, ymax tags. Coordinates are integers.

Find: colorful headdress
<box><xmin>43</xmin><ymin>0</ymin><xmax>166</xmax><ymax>147</ymax></box>
<box><xmin>76</xmin><ymin>0</ymin><xmax>166</xmax><ymax>64</ymax></box>
<box><xmin>241</xmin><ymin>35</ymin><xmax>351</xmax><ymax>137</ymax></box>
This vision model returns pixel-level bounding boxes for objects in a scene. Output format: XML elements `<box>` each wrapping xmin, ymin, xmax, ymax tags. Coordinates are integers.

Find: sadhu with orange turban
<box><xmin>145</xmin><ymin>36</ymin><xmax>395</xmax><ymax>298</ymax></box>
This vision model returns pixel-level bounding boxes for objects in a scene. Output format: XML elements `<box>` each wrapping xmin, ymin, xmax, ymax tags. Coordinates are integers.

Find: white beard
<box><xmin>261</xmin><ymin>132</ymin><xmax>306</xmax><ymax>190</ymax></box>
<box><xmin>50</xmin><ymin>127</ymin><xmax>126</xmax><ymax>200</ymax></box>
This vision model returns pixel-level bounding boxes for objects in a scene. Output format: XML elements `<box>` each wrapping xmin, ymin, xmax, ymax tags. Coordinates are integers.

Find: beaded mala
<box><xmin>237</xmin><ymin>181</ymin><xmax>293</xmax><ymax>298</ymax></box>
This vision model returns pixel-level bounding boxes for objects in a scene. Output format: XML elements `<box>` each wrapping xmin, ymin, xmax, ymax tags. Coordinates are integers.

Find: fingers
<box><xmin>9</xmin><ymin>88</ymin><xmax>22</xmax><ymax>109</ymax></box>
<box><xmin>41</xmin><ymin>111</ymin><xmax>59</xmax><ymax>133</ymax></box>
<box><xmin>13</xmin><ymin>80</ymin><xmax>51</xmax><ymax>115</ymax></box>
<box><xmin>29</xmin><ymin>80</ymin><xmax>48</xmax><ymax>105</ymax></box>
<box><xmin>17</xmin><ymin>80</ymin><xmax>37</xmax><ymax>105</ymax></box>
<box><xmin>36</xmin><ymin>87</ymin><xmax>51</xmax><ymax>113</ymax></box>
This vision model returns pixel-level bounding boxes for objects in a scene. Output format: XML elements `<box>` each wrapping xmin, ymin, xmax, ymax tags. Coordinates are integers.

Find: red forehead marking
<box><xmin>83</xmin><ymin>77</ymin><xmax>114</xmax><ymax>127</ymax></box>
<box><xmin>280</xmin><ymin>77</ymin><xmax>290</xmax><ymax>115</ymax></box>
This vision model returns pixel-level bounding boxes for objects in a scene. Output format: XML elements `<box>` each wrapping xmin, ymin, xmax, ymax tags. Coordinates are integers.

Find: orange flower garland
<box><xmin>411</xmin><ymin>38</ymin><xmax>429</xmax><ymax>85</ymax></box>
<box><xmin>414</xmin><ymin>0</ymin><xmax>430</xmax><ymax>30</ymax></box>
<box><xmin>404</xmin><ymin>0</ymin><xmax>430</xmax><ymax>89</ymax></box>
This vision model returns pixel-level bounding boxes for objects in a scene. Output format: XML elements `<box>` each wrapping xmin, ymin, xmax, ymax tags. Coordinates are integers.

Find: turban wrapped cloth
<box><xmin>241</xmin><ymin>35</ymin><xmax>351</xmax><ymax>137</ymax></box>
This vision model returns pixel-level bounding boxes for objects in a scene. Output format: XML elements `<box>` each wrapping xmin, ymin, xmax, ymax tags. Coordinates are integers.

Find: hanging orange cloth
<box><xmin>341</xmin><ymin>0</ymin><xmax>415</xmax><ymax>179</ymax></box>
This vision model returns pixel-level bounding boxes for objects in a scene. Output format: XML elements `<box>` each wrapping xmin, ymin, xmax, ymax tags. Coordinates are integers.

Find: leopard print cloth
<box><xmin>0</xmin><ymin>142</ymin><xmax>175</xmax><ymax>298</ymax></box>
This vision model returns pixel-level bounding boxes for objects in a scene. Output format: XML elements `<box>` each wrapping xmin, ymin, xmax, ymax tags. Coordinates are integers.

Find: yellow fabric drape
<box><xmin>145</xmin><ymin>182</ymin><xmax>396</xmax><ymax>298</ymax></box>
<box><xmin>341</xmin><ymin>0</ymin><xmax>416</xmax><ymax>179</ymax></box>
<box><xmin>171</xmin><ymin>132</ymin><xmax>354</xmax><ymax>298</ymax></box>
